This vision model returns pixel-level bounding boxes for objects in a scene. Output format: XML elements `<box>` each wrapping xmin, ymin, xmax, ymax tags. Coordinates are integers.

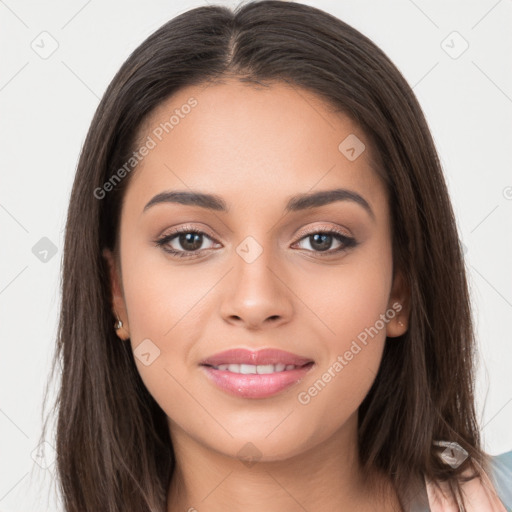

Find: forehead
<box><xmin>124</xmin><ymin>79</ymin><xmax>386</xmax><ymax>215</ymax></box>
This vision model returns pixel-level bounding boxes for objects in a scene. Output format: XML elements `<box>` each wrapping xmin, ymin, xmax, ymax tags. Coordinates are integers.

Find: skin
<box><xmin>104</xmin><ymin>79</ymin><xmax>410</xmax><ymax>512</ymax></box>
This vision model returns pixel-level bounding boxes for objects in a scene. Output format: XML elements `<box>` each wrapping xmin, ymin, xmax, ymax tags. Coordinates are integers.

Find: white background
<box><xmin>1</xmin><ymin>0</ymin><xmax>511</xmax><ymax>510</ymax></box>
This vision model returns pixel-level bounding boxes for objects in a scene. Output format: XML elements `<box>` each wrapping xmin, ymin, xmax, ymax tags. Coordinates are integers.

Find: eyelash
<box><xmin>154</xmin><ymin>225</ymin><xmax>358</xmax><ymax>259</ymax></box>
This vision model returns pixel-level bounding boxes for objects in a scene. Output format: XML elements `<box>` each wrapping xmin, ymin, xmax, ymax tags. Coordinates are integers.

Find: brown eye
<box><xmin>176</xmin><ymin>232</ymin><xmax>203</xmax><ymax>251</ymax></box>
<box><xmin>293</xmin><ymin>229</ymin><xmax>358</xmax><ymax>256</ymax></box>
<box><xmin>155</xmin><ymin>227</ymin><xmax>218</xmax><ymax>258</ymax></box>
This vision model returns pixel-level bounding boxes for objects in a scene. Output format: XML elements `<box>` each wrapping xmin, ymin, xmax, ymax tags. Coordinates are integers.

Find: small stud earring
<box><xmin>114</xmin><ymin>318</ymin><xmax>123</xmax><ymax>330</ymax></box>
<box><xmin>398</xmin><ymin>319</ymin><xmax>404</xmax><ymax>327</ymax></box>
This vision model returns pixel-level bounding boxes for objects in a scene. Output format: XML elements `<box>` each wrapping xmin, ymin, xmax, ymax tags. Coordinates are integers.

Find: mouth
<box><xmin>200</xmin><ymin>347</ymin><xmax>314</xmax><ymax>367</ymax></box>
<box><xmin>201</xmin><ymin>361</ymin><xmax>313</xmax><ymax>374</ymax></box>
<box><xmin>199</xmin><ymin>348</ymin><xmax>315</xmax><ymax>399</ymax></box>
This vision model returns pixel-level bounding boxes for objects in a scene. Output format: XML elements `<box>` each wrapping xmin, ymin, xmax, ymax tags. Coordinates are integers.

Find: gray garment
<box><xmin>489</xmin><ymin>450</ymin><xmax>512</xmax><ymax>509</ymax></box>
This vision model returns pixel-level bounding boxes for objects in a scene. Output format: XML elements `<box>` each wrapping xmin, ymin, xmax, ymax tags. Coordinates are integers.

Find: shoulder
<box><xmin>488</xmin><ymin>449</ymin><xmax>512</xmax><ymax>508</ymax></box>
<box><xmin>422</xmin><ymin>450</ymin><xmax>512</xmax><ymax>512</ymax></box>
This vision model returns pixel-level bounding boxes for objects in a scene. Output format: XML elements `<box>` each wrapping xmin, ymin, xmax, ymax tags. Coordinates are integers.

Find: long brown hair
<box><xmin>39</xmin><ymin>1</ymin><xmax>488</xmax><ymax>510</ymax></box>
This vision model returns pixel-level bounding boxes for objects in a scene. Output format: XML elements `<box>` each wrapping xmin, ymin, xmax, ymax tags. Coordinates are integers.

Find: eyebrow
<box><xmin>142</xmin><ymin>188</ymin><xmax>375</xmax><ymax>221</ymax></box>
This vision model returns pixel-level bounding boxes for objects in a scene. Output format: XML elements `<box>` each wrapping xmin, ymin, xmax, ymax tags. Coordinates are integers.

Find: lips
<box><xmin>200</xmin><ymin>348</ymin><xmax>313</xmax><ymax>368</ymax></box>
<box><xmin>199</xmin><ymin>348</ymin><xmax>315</xmax><ymax>399</ymax></box>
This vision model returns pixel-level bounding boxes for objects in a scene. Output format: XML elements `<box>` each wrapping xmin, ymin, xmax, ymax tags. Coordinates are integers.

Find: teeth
<box><xmin>254</xmin><ymin>364</ymin><xmax>274</xmax><ymax>374</ymax></box>
<box><xmin>240</xmin><ymin>364</ymin><xmax>254</xmax><ymax>374</ymax></box>
<box><xmin>214</xmin><ymin>363</ymin><xmax>299</xmax><ymax>373</ymax></box>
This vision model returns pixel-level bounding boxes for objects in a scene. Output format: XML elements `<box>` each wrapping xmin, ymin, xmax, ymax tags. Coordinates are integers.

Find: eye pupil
<box><xmin>180</xmin><ymin>232</ymin><xmax>202</xmax><ymax>251</ymax></box>
<box><xmin>310</xmin><ymin>233</ymin><xmax>332</xmax><ymax>252</ymax></box>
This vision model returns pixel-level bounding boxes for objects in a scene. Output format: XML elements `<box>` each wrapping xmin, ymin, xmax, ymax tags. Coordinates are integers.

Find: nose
<box><xmin>219</xmin><ymin>245</ymin><xmax>293</xmax><ymax>330</ymax></box>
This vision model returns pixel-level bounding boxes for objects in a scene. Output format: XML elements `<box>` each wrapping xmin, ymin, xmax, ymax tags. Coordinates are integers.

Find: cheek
<box><xmin>290</xmin><ymin>235</ymin><xmax>393</xmax><ymax>348</ymax></box>
<box><xmin>121</xmin><ymin>265</ymin><xmax>210</xmax><ymax>397</ymax></box>
<box><xmin>117</xmin><ymin>233</ymin><xmax>205</xmax><ymax>396</ymax></box>
<box><xmin>121</xmin><ymin>229</ymin><xmax>216</xmax><ymax>344</ymax></box>
<box><xmin>290</xmin><ymin>242</ymin><xmax>393</xmax><ymax>428</ymax></box>
<box><xmin>120</xmin><ymin>260</ymin><xmax>210</xmax><ymax>434</ymax></box>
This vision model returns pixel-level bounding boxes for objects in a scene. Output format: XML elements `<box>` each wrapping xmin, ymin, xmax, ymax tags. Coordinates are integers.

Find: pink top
<box><xmin>424</xmin><ymin>454</ymin><xmax>510</xmax><ymax>511</ymax></box>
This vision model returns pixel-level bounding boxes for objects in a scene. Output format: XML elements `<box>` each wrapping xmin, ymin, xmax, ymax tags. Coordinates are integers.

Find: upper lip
<box><xmin>200</xmin><ymin>348</ymin><xmax>314</xmax><ymax>367</ymax></box>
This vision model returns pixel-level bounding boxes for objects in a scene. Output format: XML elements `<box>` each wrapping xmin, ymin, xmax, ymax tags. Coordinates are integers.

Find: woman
<box><xmin>39</xmin><ymin>1</ymin><xmax>512</xmax><ymax>510</ymax></box>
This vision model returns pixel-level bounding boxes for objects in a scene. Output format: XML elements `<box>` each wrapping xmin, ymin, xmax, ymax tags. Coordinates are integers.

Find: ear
<box><xmin>386</xmin><ymin>268</ymin><xmax>410</xmax><ymax>338</ymax></box>
<box><xmin>102</xmin><ymin>248</ymin><xmax>130</xmax><ymax>340</ymax></box>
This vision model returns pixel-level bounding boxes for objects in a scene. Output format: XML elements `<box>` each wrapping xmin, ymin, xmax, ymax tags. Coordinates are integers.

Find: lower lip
<box><xmin>200</xmin><ymin>363</ymin><xmax>314</xmax><ymax>399</ymax></box>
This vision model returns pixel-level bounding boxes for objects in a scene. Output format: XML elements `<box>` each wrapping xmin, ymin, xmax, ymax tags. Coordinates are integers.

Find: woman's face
<box><xmin>104</xmin><ymin>79</ymin><xmax>408</xmax><ymax>462</ymax></box>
